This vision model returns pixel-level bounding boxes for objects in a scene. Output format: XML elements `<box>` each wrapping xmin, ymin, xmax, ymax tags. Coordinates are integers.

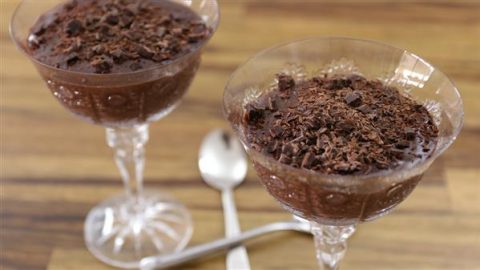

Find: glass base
<box><xmin>84</xmin><ymin>190</ymin><xmax>193</xmax><ymax>269</ymax></box>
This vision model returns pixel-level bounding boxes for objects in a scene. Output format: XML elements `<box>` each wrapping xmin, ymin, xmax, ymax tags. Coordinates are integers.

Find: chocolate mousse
<box><xmin>242</xmin><ymin>73</ymin><xmax>439</xmax><ymax>223</ymax></box>
<box><xmin>26</xmin><ymin>0</ymin><xmax>211</xmax><ymax>126</ymax></box>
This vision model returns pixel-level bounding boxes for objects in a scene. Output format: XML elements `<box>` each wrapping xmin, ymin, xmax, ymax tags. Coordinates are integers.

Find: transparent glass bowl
<box><xmin>11</xmin><ymin>0</ymin><xmax>220</xmax><ymax>128</ymax></box>
<box><xmin>223</xmin><ymin>37</ymin><xmax>463</xmax><ymax>269</ymax></box>
<box><xmin>11</xmin><ymin>0</ymin><xmax>219</xmax><ymax>269</ymax></box>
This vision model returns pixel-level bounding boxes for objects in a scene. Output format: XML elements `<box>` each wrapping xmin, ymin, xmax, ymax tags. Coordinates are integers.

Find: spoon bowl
<box><xmin>198</xmin><ymin>129</ymin><xmax>248</xmax><ymax>190</ymax></box>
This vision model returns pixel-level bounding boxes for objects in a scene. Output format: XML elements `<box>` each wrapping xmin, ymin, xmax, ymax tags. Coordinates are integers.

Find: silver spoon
<box><xmin>197</xmin><ymin>129</ymin><xmax>251</xmax><ymax>270</ymax></box>
<box><xmin>139</xmin><ymin>218</ymin><xmax>311</xmax><ymax>270</ymax></box>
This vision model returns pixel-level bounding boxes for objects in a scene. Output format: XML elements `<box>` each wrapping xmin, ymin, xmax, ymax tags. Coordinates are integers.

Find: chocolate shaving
<box><xmin>270</xmin><ymin>126</ymin><xmax>284</xmax><ymax>138</ymax></box>
<box><xmin>119</xmin><ymin>14</ymin><xmax>134</xmax><ymax>28</ymax></box>
<box><xmin>357</xmin><ymin>104</ymin><xmax>371</xmax><ymax>114</ymax></box>
<box><xmin>64</xmin><ymin>0</ymin><xmax>78</xmax><ymax>11</ymax></box>
<box><xmin>109</xmin><ymin>48</ymin><xmax>126</xmax><ymax>63</ymax></box>
<box><xmin>104</xmin><ymin>13</ymin><xmax>119</xmax><ymax>25</ymax></box>
<box><xmin>63</xmin><ymin>38</ymin><xmax>82</xmax><ymax>54</ymax></box>
<box><xmin>65</xmin><ymin>19</ymin><xmax>84</xmax><ymax>36</ymax></box>
<box><xmin>137</xmin><ymin>45</ymin><xmax>155</xmax><ymax>59</ymax></box>
<box><xmin>91</xmin><ymin>44</ymin><xmax>106</xmax><ymax>55</ymax></box>
<box><xmin>32</xmin><ymin>25</ymin><xmax>46</xmax><ymax>36</ymax></box>
<box><xmin>405</xmin><ymin>128</ymin><xmax>416</xmax><ymax>140</ymax></box>
<box><xmin>301</xmin><ymin>152</ymin><xmax>316</xmax><ymax>169</ymax></box>
<box><xmin>277</xmin><ymin>74</ymin><xmax>295</xmax><ymax>92</ymax></box>
<box><xmin>65</xmin><ymin>53</ymin><xmax>79</xmax><ymax>66</ymax></box>
<box><xmin>337</xmin><ymin>120</ymin><xmax>355</xmax><ymax>133</ymax></box>
<box><xmin>326</xmin><ymin>78</ymin><xmax>351</xmax><ymax>90</ymax></box>
<box><xmin>344</xmin><ymin>92</ymin><xmax>362</xmax><ymax>107</ymax></box>
<box><xmin>243</xmin><ymin>104</ymin><xmax>265</xmax><ymax>125</ymax></box>
<box><xmin>395</xmin><ymin>140</ymin><xmax>411</xmax><ymax>149</ymax></box>
<box><xmin>90</xmin><ymin>55</ymin><xmax>113</xmax><ymax>73</ymax></box>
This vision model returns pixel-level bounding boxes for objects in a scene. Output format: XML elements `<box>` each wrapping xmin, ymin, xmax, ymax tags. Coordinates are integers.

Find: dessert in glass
<box><xmin>10</xmin><ymin>0</ymin><xmax>219</xmax><ymax>268</ymax></box>
<box><xmin>224</xmin><ymin>37</ymin><xmax>463</xmax><ymax>269</ymax></box>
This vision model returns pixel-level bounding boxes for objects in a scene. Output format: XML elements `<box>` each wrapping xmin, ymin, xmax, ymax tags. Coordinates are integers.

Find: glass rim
<box><xmin>223</xmin><ymin>36</ymin><xmax>464</xmax><ymax>183</ymax></box>
<box><xmin>9</xmin><ymin>0</ymin><xmax>221</xmax><ymax>79</ymax></box>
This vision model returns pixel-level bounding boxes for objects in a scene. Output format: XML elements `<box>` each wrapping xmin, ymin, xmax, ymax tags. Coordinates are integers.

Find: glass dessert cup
<box><xmin>11</xmin><ymin>0</ymin><xmax>219</xmax><ymax>268</ymax></box>
<box><xmin>224</xmin><ymin>37</ymin><xmax>463</xmax><ymax>269</ymax></box>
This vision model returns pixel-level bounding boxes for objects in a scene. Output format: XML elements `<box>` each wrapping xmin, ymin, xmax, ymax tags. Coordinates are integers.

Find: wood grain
<box><xmin>1</xmin><ymin>0</ymin><xmax>480</xmax><ymax>269</ymax></box>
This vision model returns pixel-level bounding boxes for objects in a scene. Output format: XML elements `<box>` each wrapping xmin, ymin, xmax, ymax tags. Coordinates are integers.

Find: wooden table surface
<box><xmin>2</xmin><ymin>0</ymin><xmax>480</xmax><ymax>269</ymax></box>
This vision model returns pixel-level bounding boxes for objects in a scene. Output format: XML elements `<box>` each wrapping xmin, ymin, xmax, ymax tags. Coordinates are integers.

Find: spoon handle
<box><xmin>139</xmin><ymin>221</ymin><xmax>302</xmax><ymax>270</ymax></box>
<box><xmin>222</xmin><ymin>188</ymin><xmax>251</xmax><ymax>270</ymax></box>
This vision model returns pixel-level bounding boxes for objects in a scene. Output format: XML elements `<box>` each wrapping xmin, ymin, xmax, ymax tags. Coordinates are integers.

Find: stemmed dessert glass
<box><xmin>224</xmin><ymin>37</ymin><xmax>463</xmax><ymax>269</ymax></box>
<box><xmin>11</xmin><ymin>0</ymin><xmax>219</xmax><ymax>268</ymax></box>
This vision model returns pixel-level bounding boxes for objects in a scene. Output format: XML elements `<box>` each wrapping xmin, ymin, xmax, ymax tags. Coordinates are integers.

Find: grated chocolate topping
<box><xmin>242</xmin><ymin>74</ymin><xmax>439</xmax><ymax>175</ymax></box>
<box><xmin>27</xmin><ymin>0</ymin><xmax>211</xmax><ymax>74</ymax></box>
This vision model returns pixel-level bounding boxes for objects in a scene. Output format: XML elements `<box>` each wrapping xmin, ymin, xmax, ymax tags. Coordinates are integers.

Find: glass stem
<box><xmin>311</xmin><ymin>223</ymin><xmax>356</xmax><ymax>270</ymax></box>
<box><xmin>106</xmin><ymin>124</ymin><xmax>149</xmax><ymax>208</ymax></box>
